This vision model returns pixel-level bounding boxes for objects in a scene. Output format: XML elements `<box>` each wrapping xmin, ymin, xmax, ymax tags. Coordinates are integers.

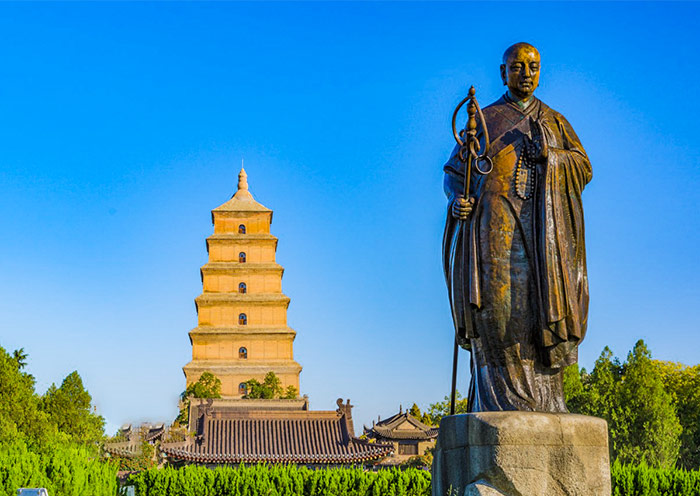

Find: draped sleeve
<box><xmin>536</xmin><ymin>109</ymin><xmax>592</xmax><ymax>367</ymax></box>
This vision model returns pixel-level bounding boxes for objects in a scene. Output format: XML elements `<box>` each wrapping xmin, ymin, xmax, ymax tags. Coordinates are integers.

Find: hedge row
<box><xmin>5</xmin><ymin>453</ymin><xmax>700</xmax><ymax>496</ymax></box>
<box><xmin>128</xmin><ymin>465</ymin><xmax>431</xmax><ymax>496</ymax></box>
<box><xmin>0</xmin><ymin>439</ymin><xmax>118</xmax><ymax>496</ymax></box>
<box><xmin>611</xmin><ymin>461</ymin><xmax>700</xmax><ymax>495</ymax></box>
<box><xmin>128</xmin><ymin>462</ymin><xmax>700</xmax><ymax>496</ymax></box>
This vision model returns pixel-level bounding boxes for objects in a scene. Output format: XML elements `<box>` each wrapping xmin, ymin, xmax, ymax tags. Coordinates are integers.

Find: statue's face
<box><xmin>500</xmin><ymin>46</ymin><xmax>540</xmax><ymax>99</ymax></box>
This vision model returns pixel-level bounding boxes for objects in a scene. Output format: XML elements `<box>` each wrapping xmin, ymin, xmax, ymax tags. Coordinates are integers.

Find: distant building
<box><xmin>160</xmin><ymin>397</ymin><xmax>393</xmax><ymax>466</ymax></box>
<box><xmin>363</xmin><ymin>408</ymin><xmax>438</xmax><ymax>465</ymax></box>
<box><xmin>104</xmin><ymin>423</ymin><xmax>167</xmax><ymax>459</ymax></box>
<box><xmin>183</xmin><ymin>167</ymin><xmax>302</xmax><ymax>397</ymax></box>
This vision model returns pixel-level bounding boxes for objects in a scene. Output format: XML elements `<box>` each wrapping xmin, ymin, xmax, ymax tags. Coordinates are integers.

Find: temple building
<box><xmin>363</xmin><ymin>408</ymin><xmax>438</xmax><ymax>465</ymax></box>
<box><xmin>161</xmin><ymin>398</ymin><xmax>393</xmax><ymax>466</ymax></box>
<box><xmin>104</xmin><ymin>423</ymin><xmax>167</xmax><ymax>460</ymax></box>
<box><xmin>183</xmin><ymin>168</ymin><xmax>302</xmax><ymax>397</ymax></box>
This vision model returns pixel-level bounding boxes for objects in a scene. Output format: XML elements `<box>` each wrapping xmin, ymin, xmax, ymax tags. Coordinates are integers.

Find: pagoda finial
<box><xmin>238</xmin><ymin>166</ymin><xmax>248</xmax><ymax>191</ymax></box>
<box><xmin>232</xmin><ymin>163</ymin><xmax>254</xmax><ymax>201</ymax></box>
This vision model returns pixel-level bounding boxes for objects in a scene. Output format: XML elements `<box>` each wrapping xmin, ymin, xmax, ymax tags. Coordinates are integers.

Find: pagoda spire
<box><xmin>233</xmin><ymin>166</ymin><xmax>254</xmax><ymax>201</ymax></box>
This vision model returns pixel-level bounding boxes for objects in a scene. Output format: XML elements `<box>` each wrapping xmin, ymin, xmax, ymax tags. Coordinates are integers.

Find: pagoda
<box><xmin>183</xmin><ymin>168</ymin><xmax>302</xmax><ymax>397</ymax></box>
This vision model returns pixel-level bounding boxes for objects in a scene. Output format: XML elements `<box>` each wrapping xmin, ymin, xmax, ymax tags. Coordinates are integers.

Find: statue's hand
<box><xmin>452</xmin><ymin>196</ymin><xmax>474</xmax><ymax>220</ymax></box>
<box><xmin>527</xmin><ymin>121</ymin><xmax>548</xmax><ymax>162</ymax></box>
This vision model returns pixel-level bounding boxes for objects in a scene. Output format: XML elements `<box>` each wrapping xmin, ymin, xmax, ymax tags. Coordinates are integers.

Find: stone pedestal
<box><xmin>431</xmin><ymin>412</ymin><xmax>611</xmax><ymax>496</ymax></box>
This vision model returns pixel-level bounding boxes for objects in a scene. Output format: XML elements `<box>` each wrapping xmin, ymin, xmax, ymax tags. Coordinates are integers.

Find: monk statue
<box><xmin>442</xmin><ymin>43</ymin><xmax>591</xmax><ymax>412</ymax></box>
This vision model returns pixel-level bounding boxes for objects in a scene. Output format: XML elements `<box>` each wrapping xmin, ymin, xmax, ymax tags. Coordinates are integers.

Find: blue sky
<box><xmin>0</xmin><ymin>2</ymin><xmax>698</xmax><ymax>434</ymax></box>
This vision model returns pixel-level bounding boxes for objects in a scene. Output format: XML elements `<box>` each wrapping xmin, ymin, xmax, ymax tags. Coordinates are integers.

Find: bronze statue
<box><xmin>443</xmin><ymin>43</ymin><xmax>591</xmax><ymax>412</ymax></box>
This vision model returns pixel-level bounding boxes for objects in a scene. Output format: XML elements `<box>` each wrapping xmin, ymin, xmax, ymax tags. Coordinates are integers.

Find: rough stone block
<box><xmin>431</xmin><ymin>412</ymin><xmax>611</xmax><ymax>496</ymax></box>
<box><xmin>464</xmin><ymin>480</ymin><xmax>506</xmax><ymax>495</ymax></box>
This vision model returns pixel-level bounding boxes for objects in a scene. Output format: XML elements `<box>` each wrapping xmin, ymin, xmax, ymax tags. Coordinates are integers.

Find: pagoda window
<box><xmin>238</xmin><ymin>313</ymin><xmax>247</xmax><ymax>325</ymax></box>
<box><xmin>238</xmin><ymin>383</ymin><xmax>247</xmax><ymax>395</ymax></box>
<box><xmin>239</xmin><ymin>252</ymin><xmax>246</xmax><ymax>263</ymax></box>
<box><xmin>239</xmin><ymin>347</ymin><xmax>248</xmax><ymax>359</ymax></box>
<box><xmin>239</xmin><ymin>282</ymin><xmax>247</xmax><ymax>294</ymax></box>
<box><xmin>238</xmin><ymin>224</ymin><xmax>246</xmax><ymax>234</ymax></box>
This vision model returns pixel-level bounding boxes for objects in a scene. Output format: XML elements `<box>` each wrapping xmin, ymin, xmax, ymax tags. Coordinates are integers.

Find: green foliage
<box><xmin>244</xmin><ymin>372</ymin><xmax>297</xmax><ymax>400</ymax></box>
<box><xmin>0</xmin><ymin>344</ymin><xmax>115</xmax><ymax>496</ymax></box>
<box><xmin>401</xmin><ymin>454</ymin><xmax>433</xmax><ymax>469</ymax></box>
<box><xmin>407</xmin><ymin>403</ymin><xmax>433</xmax><ymax>426</ymax></box>
<box><xmin>610</xmin><ymin>460</ymin><xmax>700</xmax><ymax>495</ymax></box>
<box><xmin>181</xmin><ymin>372</ymin><xmax>222</xmax><ymax>401</ymax></box>
<box><xmin>115</xmin><ymin>440</ymin><xmax>156</xmax><ymax>472</ymax></box>
<box><xmin>12</xmin><ymin>348</ymin><xmax>28</xmax><ymax>369</ymax></box>
<box><xmin>125</xmin><ymin>462</ymin><xmax>700</xmax><ymax>496</ymax></box>
<box><xmin>127</xmin><ymin>464</ymin><xmax>432</xmax><ymax>496</ymax></box>
<box><xmin>653</xmin><ymin>360</ymin><xmax>700</xmax><ymax>469</ymax></box>
<box><xmin>41</xmin><ymin>371</ymin><xmax>105</xmax><ymax>447</ymax></box>
<box><xmin>0</xmin><ymin>425</ymin><xmax>118</xmax><ymax>496</ymax></box>
<box><xmin>175</xmin><ymin>372</ymin><xmax>223</xmax><ymax>426</ymax></box>
<box><xmin>284</xmin><ymin>385</ymin><xmax>299</xmax><ymax>399</ymax></box>
<box><xmin>564</xmin><ymin>340</ymin><xmax>682</xmax><ymax>468</ymax></box>
<box><xmin>426</xmin><ymin>392</ymin><xmax>469</xmax><ymax>426</ymax></box>
<box><xmin>0</xmin><ymin>345</ymin><xmax>55</xmax><ymax>449</ymax></box>
<box><xmin>618</xmin><ymin>341</ymin><xmax>682</xmax><ymax>468</ymax></box>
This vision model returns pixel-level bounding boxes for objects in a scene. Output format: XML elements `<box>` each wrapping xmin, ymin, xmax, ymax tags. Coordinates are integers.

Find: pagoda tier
<box><xmin>183</xmin><ymin>167</ymin><xmax>302</xmax><ymax>398</ymax></box>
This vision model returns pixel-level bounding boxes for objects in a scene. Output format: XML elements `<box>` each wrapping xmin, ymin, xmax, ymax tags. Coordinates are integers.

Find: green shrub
<box><xmin>0</xmin><ymin>438</ymin><xmax>118</xmax><ymax>496</ymax></box>
<box><xmin>126</xmin><ymin>462</ymin><xmax>700</xmax><ymax>496</ymax></box>
<box><xmin>127</xmin><ymin>464</ymin><xmax>431</xmax><ymax>496</ymax></box>
<box><xmin>611</xmin><ymin>460</ymin><xmax>700</xmax><ymax>495</ymax></box>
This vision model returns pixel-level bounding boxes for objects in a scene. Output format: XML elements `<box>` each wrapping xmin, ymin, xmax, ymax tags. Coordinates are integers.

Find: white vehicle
<box><xmin>17</xmin><ymin>490</ymin><xmax>49</xmax><ymax>496</ymax></box>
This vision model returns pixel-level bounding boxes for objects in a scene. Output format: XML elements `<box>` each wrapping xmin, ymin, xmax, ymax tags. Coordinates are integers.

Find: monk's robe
<box><xmin>443</xmin><ymin>94</ymin><xmax>592</xmax><ymax>412</ymax></box>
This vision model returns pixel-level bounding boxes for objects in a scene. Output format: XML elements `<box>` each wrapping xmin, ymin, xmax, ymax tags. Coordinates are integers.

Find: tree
<box><xmin>40</xmin><ymin>371</ymin><xmax>105</xmax><ymax>446</ymax></box>
<box><xmin>0</xmin><ymin>345</ymin><xmax>54</xmax><ymax>449</ymax></box>
<box><xmin>426</xmin><ymin>392</ymin><xmax>469</xmax><ymax>426</ymax></box>
<box><xmin>12</xmin><ymin>348</ymin><xmax>28</xmax><ymax>369</ymax></box>
<box><xmin>175</xmin><ymin>372</ymin><xmax>222</xmax><ymax>426</ymax></box>
<box><xmin>408</xmin><ymin>403</ymin><xmax>433</xmax><ymax>426</ymax></box>
<box><xmin>244</xmin><ymin>372</ymin><xmax>297</xmax><ymax>399</ymax></box>
<box><xmin>564</xmin><ymin>341</ymin><xmax>682</xmax><ymax>468</ymax></box>
<box><xmin>653</xmin><ymin>360</ymin><xmax>700</xmax><ymax>469</ymax></box>
<box><xmin>283</xmin><ymin>385</ymin><xmax>299</xmax><ymax>399</ymax></box>
<box><xmin>181</xmin><ymin>371</ymin><xmax>222</xmax><ymax>401</ymax></box>
<box><xmin>0</xmin><ymin>345</ymin><xmax>106</xmax><ymax>455</ymax></box>
<box><xmin>616</xmin><ymin>341</ymin><xmax>681</xmax><ymax>468</ymax></box>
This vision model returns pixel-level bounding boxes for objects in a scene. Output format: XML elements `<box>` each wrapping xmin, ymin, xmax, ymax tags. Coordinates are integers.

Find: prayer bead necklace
<box><xmin>515</xmin><ymin>147</ymin><xmax>535</xmax><ymax>200</ymax></box>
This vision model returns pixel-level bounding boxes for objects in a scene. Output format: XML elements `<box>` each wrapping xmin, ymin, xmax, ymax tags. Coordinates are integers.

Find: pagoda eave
<box><xmin>207</xmin><ymin>237</ymin><xmax>278</xmax><ymax>247</ymax></box>
<box><xmin>195</xmin><ymin>293</ymin><xmax>291</xmax><ymax>305</ymax></box>
<box><xmin>201</xmin><ymin>262</ymin><xmax>284</xmax><ymax>274</ymax></box>
<box><xmin>207</xmin><ymin>233</ymin><xmax>277</xmax><ymax>241</ymax></box>
<box><xmin>189</xmin><ymin>326</ymin><xmax>297</xmax><ymax>337</ymax></box>
<box><xmin>183</xmin><ymin>361</ymin><xmax>303</xmax><ymax>376</ymax></box>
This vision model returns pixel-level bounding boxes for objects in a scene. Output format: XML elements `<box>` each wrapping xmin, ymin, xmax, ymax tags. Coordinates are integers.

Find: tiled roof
<box><xmin>369</xmin><ymin>425</ymin><xmax>439</xmax><ymax>440</ymax></box>
<box><xmin>365</xmin><ymin>412</ymin><xmax>438</xmax><ymax>441</ymax></box>
<box><xmin>161</xmin><ymin>401</ymin><xmax>393</xmax><ymax>465</ymax></box>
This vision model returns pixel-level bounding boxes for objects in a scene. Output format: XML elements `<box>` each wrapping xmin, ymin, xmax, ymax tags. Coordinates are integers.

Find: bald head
<box><xmin>502</xmin><ymin>42</ymin><xmax>540</xmax><ymax>65</ymax></box>
<box><xmin>500</xmin><ymin>43</ymin><xmax>541</xmax><ymax>100</ymax></box>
